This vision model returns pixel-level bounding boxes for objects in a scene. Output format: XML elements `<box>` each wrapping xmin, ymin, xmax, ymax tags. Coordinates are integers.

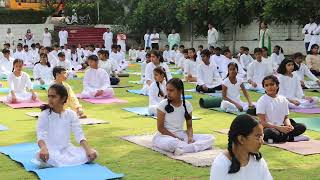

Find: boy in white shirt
<box><xmin>150</xmin><ymin>29</ymin><xmax>160</xmax><ymax>50</ymax></box>
<box><xmin>240</xmin><ymin>47</ymin><xmax>254</xmax><ymax>71</ymax></box>
<box><xmin>221</xmin><ymin>48</ymin><xmax>246</xmax><ymax>79</ymax></box>
<box><xmin>128</xmin><ymin>46</ymin><xmax>138</xmax><ymax>61</ymax></box>
<box><xmin>22</xmin><ymin>45</ymin><xmax>34</xmax><ymax>66</ymax></box>
<box><xmin>163</xmin><ymin>45</ymin><xmax>170</xmax><ymax>62</ymax></box>
<box><xmin>48</xmin><ymin>44</ymin><xmax>60</xmax><ymax>67</ymax></box>
<box><xmin>0</xmin><ymin>49</ymin><xmax>14</xmax><ymax>79</ymax></box>
<box><xmin>13</xmin><ymin>43</ymin><xmax>24</xmax><ymax>61</ymax></box>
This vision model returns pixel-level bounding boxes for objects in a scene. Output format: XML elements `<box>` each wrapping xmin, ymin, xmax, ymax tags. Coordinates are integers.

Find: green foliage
<box><xmin>64</xmin><ymin>0</ymin><xmax>98</xmax><ymax>24</ymax></box>
<box><xmin>0</xmin><ymin>9</ymin><xmax>49</xmax><ymax>24</ymax></box>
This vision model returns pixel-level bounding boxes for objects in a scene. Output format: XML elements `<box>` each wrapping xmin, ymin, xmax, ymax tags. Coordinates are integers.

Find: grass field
<box><xmin>0</xmin><ymin>63</ymin><xmax>320</xmax><ymax>180</ymax></box>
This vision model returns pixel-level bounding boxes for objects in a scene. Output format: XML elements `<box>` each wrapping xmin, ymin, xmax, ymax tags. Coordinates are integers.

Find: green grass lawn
<box><xmin>0</xmin><ymin>64</ymin><xmax>320</xmax><ymax>180</ymax></box>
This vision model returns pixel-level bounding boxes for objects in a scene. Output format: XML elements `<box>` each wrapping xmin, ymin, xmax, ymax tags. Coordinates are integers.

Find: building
<box><xmin>1</xmin><ymin>0</ymin><xmax>63</xmax><ymax>10</ymax></box>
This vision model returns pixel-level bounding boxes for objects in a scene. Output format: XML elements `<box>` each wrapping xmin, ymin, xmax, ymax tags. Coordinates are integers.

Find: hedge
<box><xmin>0</xmin><ymin>9</ymin><xmax>49</xmax><ymax>24</ymax></box>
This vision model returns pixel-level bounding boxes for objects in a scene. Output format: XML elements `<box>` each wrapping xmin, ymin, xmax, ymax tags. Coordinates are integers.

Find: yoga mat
<box><xmin>121</xmin><ymin>135</ymin><xmax>222</xmax><ymax>167</ymax></box>
<box><xmin>0</xmin><ymin>100</ymin><xmax>45</xmax><ymax>109</ymax></box>
<box><xmin>25</xmin><ymin>112</ymin><xmax>41</xmax><ymax>118</ymax></box>
<box><xmin>304</xmin><ymin>81</ymin><xmax>320</xmax><ymax>89</ymax></box>
<box><xmin>208</xmin><ymin>107</ymin><xmax>246</xmax><ymax>116</ymax></box>
<box><xmin>126</xmin><ymin>90</ymin><xmax>193</xmax><ymax>99</ymax></box>
<box><xmin>213</xmin><ymin>129</ymin><xmax>229</xmax><ymax>135</ymax></box>
<box><xmin>110</xmin><ymin>84</ymin><xmax>133</xmax><ymax>88</ymax></box>
<box><xmin>122</xmin><ymin>107</ymin><xmax>200</xmax><ymax>120</ymax></box>
<box><xmin>290</xmin><ymin>108</ymin><xmax>320</xmax><ymax>114</ymax></box>
<box><xmin>118</xmin><ymin>73</ymin><xmax>129</xmax><ymax>77</ymax></box>
<box><xmin>79</xmin><ymin>118</ymin><xmax>109</xmax><ymax>125</ymax></box>
<box><xmin>0</xmin><ymin>143</ymin><xmax>124</xmax><ymax>180</ymax></box>
<box><xmin>128</xmin><ymin>81</ymin><xmax>143</xmax><ymax>85</ymax></box>
<box><xmin>0</xmin><ymin>124</ymin><xmax>8</xmax><ymax>131</ymax></box>
<box><xmin>293</xmin><ymin>118</ymin><xmax>320</xmax><ymax>132</ymax></box>
<box><xmin>185</xmin><ymin>89</ymin><xmax>222</xmax><ymax>97</ymax></box>
<box><xmin>243</xmin><ymin>83</ymin><xmax>265</xmax><ymax>94</ymax></box>
<box><xmin>199</xmin><ymin>97</ymin><xmax>222</xmax><ymax>108</ymax></box>
<box><xmin>267</xmin><ymin>140</ymin><xmax>320</xmax><ymax>155</ymax></box>
<box><xmin>78</xmin><ymin>97</ymin><xmax>128</xmax><ymax>104</ymax></box>
<box><xmin>33</xmin><ymin>84</ymin><xmax>49</xmax><ymax>90</ymax></box>
<box><xmin>0</xmin><ymin>88</ymin><xmax>9</xmax><ymax>93</ymax></box>
<box><xmin>128</xmin><ymin>72</ymin><xmax>142</xmax><ymax>76</ymax></box>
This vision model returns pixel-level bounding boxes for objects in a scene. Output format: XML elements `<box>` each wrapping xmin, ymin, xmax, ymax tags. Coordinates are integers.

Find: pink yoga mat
<box><xmin>267</xmin><ymin>140</ymin><xmax>320</xmax><ymax>155</ymax></box>
<box><xmin>291</xmin><ymin>108</ymin><xmax>320</xmax><ymax>114</ymax></box>
<box><xmin>4</xmin><ymin>101</ymin><xmax>44</xmax><ymax>109</ymax></box>
<box><xmin>80</xmin><ymin>98</ymin><xmax>127</xmax><ymax>104</ymax></box>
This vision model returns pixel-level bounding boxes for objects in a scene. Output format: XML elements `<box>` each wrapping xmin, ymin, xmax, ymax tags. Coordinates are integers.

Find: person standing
<box><xmin>24</xmin><ymin>29</ymin><xmax>34</xmax><ymax>48</ymax></box>
<box><xmin>259</xmin><ymin>22</ymin><xmax>272</xmax><ymax>56</ymax></box>
<box><xmin>116</xmin><ymin>32</ymin><xmax>127</xmax><ymax>52</ymax></box>
<box><xmin>58</xmin><ymin>27</ymin><xmax>68</xmax><ymax>48</ymax></box>
<box><xmin>168</xmin><ymin>29</ymin><xmax>181</xmax><ymax>50</ymax></box>
<box><xmin>207</xmin><ymin>24</ymin><xmax>219</xmax><ymax>48</ymax></box>
<box><xmin>302</xmin><ymin>17</ymin><xmax>316</xmax><ymax>54</ymax></box>
<box><xmin>5</xmin><ymin>28</ymin><xmax>15</xmax><ymax>47</ymax></box>
<box><xmin>150</xmin><ymin>29</ymin><xmax>160</xmax><ymax>50</ymax></box>
<box><xmin>144</xmin><ymin>29</ymin><xmax>152</xmax><ymax>50</ymax></box>
<box><xmin>103</xmin><ymin>27</ymin><xmax>113</xmax><ymax>53</ymax></box>
<box><xmin>42</xmin><ymin>28</ymin><xmax>52</xmax><ymax>48</ymax></box>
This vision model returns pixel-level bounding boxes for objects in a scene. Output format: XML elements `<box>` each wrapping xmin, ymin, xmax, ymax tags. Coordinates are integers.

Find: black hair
<box><xmin>53</xmin><ymin>44</ymin><xmax>59</xmax><ymax>48</ymax></box>
<box><xmin>227</xmin><ymin>114</ymin><xmax>262</xmax><ymax>173</ymax></box>
<box><xmin>117</xmin><ymin>45</ymin><xmax>121</xmax><ymax>49</ymax></box>
<box><xmin>40</xmin><ymin>83</ymin><xmax>69</xmax><ymax>113</ymax></box>
<box><xmin>200</xmin><ymin>49</ymin><xmax>211</xmax><ymax>58</ymax></box>
<box><xmin>23</xmin><ymin>45</ymin><xmax>28</xmax><ymax>49</ymax></box>
<box><xmin>145</xmin><ymin>52</ymin><xmax>151</xmax><ymax>58</ymax></box>
<box><xmin>150</xmin><ymin>50</ymin><xmax>164</xmax><ymax>63</ymax></box>
<box><xmin>262</xmin><ymin>75</ymin><xmax>279</xmax><ymax>89</ymax></box>
<box><xmin>58</xmin><ymin>52</ymin><xmax>65</xmax><ymax>57</ymax></box>
<box><xmin>12</xmin><ymin>59</ymin><xmax>24</xmax><ymax>72</ymax></box>
<box><xmin>4</xmin><ymin>43</ymin><xmax>10</xmax><ymax>47</ymax></box>
<box><xmin>17</xmin><ymin>43</ymin><xmax>22</xmax><ymax>47</ymax></box>
<box><xmin>154</xmin><ymin>66</ymin><xmax>168</xmax><ymax>97</ymax></box>
<box><xmin>165</xmin><ymin>78</ymin><xmax>191</xmax><ymax>121</ymax></box>
<box><xmin>310</xmin><ymin>44</ymin><xmax>319</xmax><ymax>54</ymax></box>
<box><xmin>171</xmin><ymin>44</ymin><xmax>178</xmax><ymax>50</ymax></box>
<box><xmin>215</xmin><ymin>47</ymin><xmax>222</xmax><ymax>51</ymax></box>
<box><xmin>146</xmin><ymin>47</ymin><xmax>151</xmax><ymax>50</ymax></box>
<box><xmin>226</xmin><ymin>62</ymin><xmax>238</xmax><ymax>78</ymax></box>
<box><xmin>276</xmin><ymin>59</ymin><xmax>299</xmax><ymax>75</ymax></box>
<box><xmin>111</xmin><ymin>44</ymin><xmax>118</xmax><ymax>49</ymax></box>
<box><xmin>240</xmin><ymin>46</ymin><xmax>245</xmax><ymax>50</ymax></box>
<box><xmin>244</xmin><ymin>47</ymin><xmax>249</xmax><ymax>51</ymax></box>
<box><xmin>274</xmin><ymin>45</ymin><xmax>283</xmax><ymax>54</ymax></box>
<box><xmin>87</xmin><ymin>55</ymin><xmax>99</xmax><ymax>62</ymax></box>
<box><xmin>35</xmin><ymin>53</ymin><xmax>51</xmax><ymax>67</ymax></box>
<box><xmin>52</xmin><ymin>66</ymin><xmax>66</xmax><ymax>79</ymax></box>
<box><xmin>165</xmin><ymin>45</ymin><xmax>169</xmax><ymax>48</ymax></box>
<box><xmin>198</xmin><ymin>45</ymin><xmax>203</xmax><ymax>49</ymax></box>
<box><xmin>292</xmin><ymin>52</ymin><xmax>303</xmax><ymax>60</ymax></box>
<box><xmin>188</xmin><ymin>48</ymin><xmax>197</xmax><ymax>61</ymax></box>
<box><xmin>179</xmin><ymin>45</ymin><xmax>185</xmax><ymax>49</ymax></box>
<box><xmin>31</xmin><ymin>43</ymin><xmax>36</xmax><ymax>48</ymax></box>
<box><xmin>2</xmin><ymin>49</ymin><xmax>10</xmax><ymax>54</ymax></box>
<box><xmin>209</xmin><ymin>46</ymin><xmax>215</xmax><ymax>50</ymax></box>
<box><xmin>254</xmin><ymin>48</ymin><xmax>262</xmax><ymax>54</ymax></box>
<box><xmin>98</xmin><ymin>49</ymin><xmax>109</xmax><ymax>56</ymax></box>
<box><xmin>223</xmin><ymin>48</ymin><xmax>231</xmax><ymax>55</ymax></box>
<box><xmin>261</xmin><ymin>46</ymin><xmax>268</xmax><ymax>52</ymax></box>
<box><xmin>71</xmin><ymin>45</ymin><xmax>77</xmax><ymax>49</ymax></box>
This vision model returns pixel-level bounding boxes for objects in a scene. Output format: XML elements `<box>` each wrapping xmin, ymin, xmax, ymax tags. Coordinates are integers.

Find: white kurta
<box><xmin>148</xmin><ymin>81</ymin><xmax>167</xmax><ymax>115</ymax></box>
<box><xmin>103</xmin><ymin>32</ymin><xmax>113</xmax><ymax>52</ymax></box>
<box><xmin>0</xmin><ymin>57</ymin><xmax>13</xmax><ymax>79</ymax></box>
<box><xmin>5</xmin><ymin>33</ymin><xmax>15</xmax><ymax>46</ymax></box>
<box><xmin>7</xmin><ymin>72</ymin><xmax>35</xmax><ymax>103</ymax></box>
<box><xmin>220</xmin><ymin>57</ymin><xmax>246</xmax><ymax>79</ymax></box>
<box><xmin>70</xmin><ymin>51</ymin><xmax>83</xmax><ymax>71</ymax></box>
<box><xmin>43</xmin><ymin>32</ymin><xmax>52</xmax><ymax>47</ymax></box>
<box><xmin>153</xmin><ymin>99</ymin><xmax>214</xmax><ymax>154</ymax></box>
<box><xmin>36</xmin><ymin>109</ymin><xmax>88</xmax><ymax>167</ymax></box>
<box><xmin>33</xmin><ymin>64</ymin><xmax>54</xmax><ymax>85</ymax></box>
<box><xmin>247</xmin><ymin>60</ymin><xmax>272</xmax><ymax>89</ymax></box>
<box><xmin>240</xmin><ymin>54</ymin><xmax>254</xmax><ymax>70</ymax></box>
<box><xmin>308</xmin><ymin>25</ymin><xmax>320</xmax><ymax>51</ymax></box>
<box><xmin>210</xmin><ymin>153</ymin><xmax>273</xmax><ymax>180</ymax></box>
<box><xmin>277</xmin><ymin>74</ymin><xmax>318</xmax><ymax>108</ymax></box>
<box><xmin>98</xmin><ymin>59</ymin><xmax>117</xmax><ymax>75</ymax></box>
<box><xmin>13</xmin><ymin>51</ymin><xmax>24</xmax><ymax>61</ymax></box>
<box><xmin>144</xmin><ymin>34</ymin><xmax>152</xmax><ymax>49</ymax></box>
<box><xmin>48</xmin><ymin>50</ymin><xmax>59</xmax><ymax>68</ymax></box>
<box><xmin>294</xmin><ymin>63</ymin><xmax>319</xmax><ymax>82</ymax></box>
<box><xmin>270</xmin><ymin>53</ymin><xmax>285</xmax><ymax>67</ymax></box>
<box><xmin>208</xmin><ymin>28</ymin><xmax>219</xmax><ymax>47</ymax></box>
<box><xmin>184</xmin><ymin>59</ymin><xmax>198</xmax><ymax>78</ymax></box>
<box><xmin>58</xmin><ymin>30</ymin><xmax>68</xmax><ymax>47</ymax></box>
<box><xmin>197</xmin><ymin>62</ymin><xmax>221</xmax><ymax>88</ymax></box>
<box><xmin>128</xmin><ymin>49</ymin><xmax>138</xmax><ymax>61</ymax></box>
<box><xmin>80</xmin><ymin>68</ymin><xmax>114</xmax><ymax>99</ymax></box>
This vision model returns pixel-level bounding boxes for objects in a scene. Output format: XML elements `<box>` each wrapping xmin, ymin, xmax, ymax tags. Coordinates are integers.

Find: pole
<box><xmin>97</xmin><ymin>1</ymin><xmax>100</xmax><ymax>24</ymax></box>
<box><xmin>191</xmin><ymin>20</ymin><xmax>194</xmax><ymax>48</ymax></box>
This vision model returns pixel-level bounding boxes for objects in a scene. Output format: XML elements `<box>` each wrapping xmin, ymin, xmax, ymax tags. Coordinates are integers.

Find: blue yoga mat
<box><xmin>0</xmin><ymin>143</ymin><xmax>124</xmax><ymax>180</ymax></box>
<box><xmin>122</xmin><ymin>107</ymin><xmax>200</xmax><ymax>120</ymax></box>
<box><xmin>0</xmin><ymin>88</ymin><xmax>9</xmax><ymax>93</ymax></box>
<box><xmin>127</xmin><ymin>90</ymin><xmax>193</xmax><ymax>99</ymax></box>
<box><xmin>243</xmin><ymin>83</ymin><xmax>265</xmax><ymax>94</ymax></box>
<box><xmin>33</xmin><ymin>84</ymin><xmax>49</xmax><ymax>90</ymax></box>
<box><xmin>0</xmin><ymin>124</ymin><xmax>8</xmax><ymax>131</ymax></box>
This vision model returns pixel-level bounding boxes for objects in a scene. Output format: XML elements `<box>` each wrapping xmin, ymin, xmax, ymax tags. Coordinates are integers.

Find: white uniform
<box><xmin>43</xmin><ymin>32</ymin><xmax>52</xmax><ymax>47</ymax></box>
<box><xmin>197</xmin><ymin>61</ymin><xmax>221</xmax><ymax>88</ymax></box>
<box><xmin>36</xmin><ymin>109</ymin><xmax>89</xmax><ymax>167</ymax></box>
<box><xmin>302</xmin><ymin>23</ymin><xmax>316</xmax><ymax>44</ymax></box>
<box><xmin>168</xmin><ymin>50</ymin><xmax>176</xmax><ymax>63</ymax></box>
<box><xmin>148</xmin><ymin>81</ymin><xmax>167</xmax><ymax>116</ymax></box>
<box><xmin>220</xmin><ymin>57</ymin><xmax>246</xmax><ymax>79</ymax></box>
<box><xmin>128</xmin><ymin>49</ymin><xmax>138</xmax><ymax>61</ymax></box>
<box><xmin>13</xmin><ymin>51</ymin><xmax>24</xmax><ymax>61</ymax></box>
<box><xmin>80</xmin><ymin>68</ymin><xmax>114</xmax><ymax>99</ymax></box>
<box><xmin>48</xmin><ymin>50</ymin><xmax>59</xmax><ymax>68</ymax></box>
<box><xmin>220</xmin><ymin>77</ymin><xmax>249</xmax><ymax>112</ymax></box>
<box><xmin>5</xmin><ymin>33</ymin><xmax>15</xmax><ymax>46</ymax></box>
<box><xmin>33</xmin><ymin>64</ymin><xmax>53</xmax><ymax>85</ymax></box>
<box><xmin>103</xmin><ymin>31</ymin><xmax>113</xmax><ymax>52</ymax></box>
<box><xmin>137</xmin><ymin>50</ymin><xmax>146</xmax><ymax>62</ymax></box>
<box><xmin>308</xmin><ymin>24</ymin><xmax>320</xmax><ymax>51</ymax></box>
<box><xmin>294</xmin><ymin>63</ymin><xmax>319</xmax><ymax>82</ymax></box>
<box><xmin>163</xmin><ymin>50</ymin><xmax>170</xmax><ymax>62</ymax></box>
<box><xmin>22</xmin><ymin>51</ymin><xmax>34</xmax><ymax>66</ymax></box>
<box><xmin>262</xmin><ymin>56</ymin><xmax>275</xmax><ymax>74</ymax></box>
<box><xmin>142</xmin><ymin>62</ymin><xmax>172</xmax><ymax>95</ymax></box>
<box><xmin>70</xmin><ymin>51</ymin><xmax>83</xmax><ymax>71</ymax></box>
<box><xmin>58</xmin><ymin>30</ymin><xmax>68</xmax><ymax>47</ymax></box>
<box><xmin>208</xmin><ymin>28</ymin><xmax>219</xmax><ymax>47</ymax></box>
<box><xmin>98</xmin><ymin>59</ymin><xmax>117</xmax><ymax>75</ymax></box>
<box><xmin>270</xmin><ymin>53</ymin><xmax>285</xmax><ymax>67</ymax></box>
<box><xmin>152</xmin><ymin>99</ymin><xmax>214</xmax><ymax>154</ymax></box>
<box><xmin>0</xmin><ymin>57</ymin><xmax>13</xmax><ymax>79</ymax></box>
<box><xmin>6</xmin><ymin>72</ymin><xmax>37</xmax><ymax>103</ymax></box>
<box><xmin>210</xmin><ymin>54</ymin><xmax>224</xmax><ymax>72</ymax></box>
<box><xmin>144</xmin><ymin>33</ymin><xmax>151</xmax><ymax>49</ymax></box>
<box><xmin>210</xmin><ymin>153</ymin><xmax>273</xmax><ymax>180</ymax></box>
<box><xmin>184</xmin><ymin>59</ymin><xmax>198</xmax><ymax>78</ymax></box>
<box><xmin>240</xmin><ymin>54</ymin><xmax>254</xmax><ymax>70</ymax></box>
<box><xmin>277</xmin><ymin>74</ymin><xmax>318</xmax><ymax>108</ymax></box>
<box><xmin>247</xmin><ymin>60</ymin><xmax>272</xmax><ymax>89</ymax></box>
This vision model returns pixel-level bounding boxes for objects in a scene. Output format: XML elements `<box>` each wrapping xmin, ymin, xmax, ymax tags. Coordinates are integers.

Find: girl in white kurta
<box><xmin>6</xmin><ymin>59</ymin><xmax>37</xmax><ymax>103</ymax></box>
<box><xmin>36</xmin><ymin>84</ymin><xmax>97</xmax><ymax>167</ymax></box>
<box><xmin>221</xmin><ymin>62</ymin><xmax>254</xmax><ymax>112</ymax></box>
<box><xmin>196</xmin><ymin>49</ymin><xmax>222</xmax><ymax>93</ymax></box>
<box><xmin>210</xmin><ymin>114</ymin><xmax>272</xmax><ymax>180</ymax></box>
<box><xmin>42</xmin><ymin>28</ymin><xmax>52</xmax><ymax>47</ymax></box>
<box><xmin>33</xmin><ymin>53</ymin><xmax>54</xmax><ymax>86</ymax></box>
<box><xmin>0</xmin><ymin>49</ymin><xmax>13</xmax><ymax>79</ymax></box>
<box><xmin>80</xmin><ymin>55</ymin><xmax>114</xmax><ymax>99</ymax></box>
<box><xmin>148</xmin><ymin>67</ymin><xmax>167</xmax><ymax>116</ymax></box>
<box><xmin>142</xmin><ymin>50</ymin><xmax>172</xmax><ymax>95</ymax></box>
<box><xmin>277</xmin><ymin>59</ymin><xmax>318</xmax><ymax>109</ymax></box>
<box><xmin>270</xmin><ymin>45</ymin><xmax>285</xmax><ymax>69</ymax></box>
<box><xmin>152</xmin><ymin>78</ymin><xmax>214</xmax><ymax>156</ymax></box>
<box><xmin>184</xmin><ymin>48</ymin><xmax>198</xmax><ymax>82</ymax></box>
<box><xmin>247</xmin><ymin>48</ymin><xmax>272</xmax><ymax>90</ymax></box>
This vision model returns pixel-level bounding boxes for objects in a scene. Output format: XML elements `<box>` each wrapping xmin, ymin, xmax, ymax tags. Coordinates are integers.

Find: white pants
<box><xmin>80</xmin><ymin>88</ymin><xmax>114</xmax><ymax>99</ymax></box>
<box><xmin>220</xmin><ymin>100</ymin><xmax>249</xmax><ymax>112</ymax></box>
<box><xmin>141</xmin><ymin>84</ymin><xmax>150</xmax><ymax>96</ymax></box>
<box><xmin>148</xmin><ymin>105</ymin><xmax>158</xmax><ymax>116</ymax></box>
<box><xmin>6</xmin><ymin>91</ymin><xmax>38</xmax><ymax>103</ymax></box>
<box><xmin>152</xmin><ymin>131</ymin><xmax>214</xmax><ymax>153</ymax></box>
<box><xmin>289</xmin><ymin>97</ymin><xmax>319</xmax><ymax>109</ymax></box>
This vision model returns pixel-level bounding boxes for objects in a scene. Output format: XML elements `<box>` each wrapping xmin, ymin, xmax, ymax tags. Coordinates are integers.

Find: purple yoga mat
<box><xmin>80</xmin><ymin>98</ymin><xmax>128</xmax><ymax>104</ymax></box>
<box><xmin>291</xmin><ymin>108</ymin><xmax>320</xmax><ymax>114</ymax></box>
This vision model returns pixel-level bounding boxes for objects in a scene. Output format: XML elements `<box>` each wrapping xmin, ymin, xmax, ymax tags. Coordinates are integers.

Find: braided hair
<box><xmin>154</xmin><ymin>66</ymin><xmax>168</xmax><ymax>97</ymax></box>
<box><xmin>228</xmin><ymin>114</ymin><xmax>262</xmax><ymax>173</ymax></box>
<box><xmin>40</xmin><ymin>83</ymin><xmax>69</xmax><ymax>114</ymax></box>
<box><xmin>12</xmin><ymin>59</ymin><xmax>24</xmax><ymax>72</ymax></box>
<box><xmin>165</xmin><ymin>78</ymin><xmax>192</xmax><ymax>121</ymax></box>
